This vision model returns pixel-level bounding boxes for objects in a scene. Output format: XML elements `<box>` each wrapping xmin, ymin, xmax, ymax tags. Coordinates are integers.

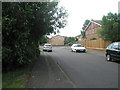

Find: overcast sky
<box><xmin>51</xmin><ymin>0</ymin><xmax>119</xmax><ymax>37</ymax></box>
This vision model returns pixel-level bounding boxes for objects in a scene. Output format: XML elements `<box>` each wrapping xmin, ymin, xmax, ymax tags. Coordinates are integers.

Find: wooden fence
<box><xmin>77</xmin><ymin>40</ymin><xmax>111</xmax><ymax>50</ymax></box>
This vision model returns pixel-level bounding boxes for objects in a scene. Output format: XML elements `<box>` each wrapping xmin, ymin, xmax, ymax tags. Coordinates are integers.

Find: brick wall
<box><xmin>85</xmin><ymin>23</ymin><xmax>101</xmax><ymax>40</ymax></box>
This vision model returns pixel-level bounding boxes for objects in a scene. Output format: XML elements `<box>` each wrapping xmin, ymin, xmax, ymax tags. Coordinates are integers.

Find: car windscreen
<box><xmin>74</xmin><ymin>45</ymin><xmax>83</xmax><ymax>47</ymax></box>
<box><xmin>45</xmin><ymin>45</ymin><xmax>51</xmax><ymax>47</ymax></box>
<box><xmin>112</xmin><ymin>43</ymin><xmax>120</xmax><ymax>50</ymax></box>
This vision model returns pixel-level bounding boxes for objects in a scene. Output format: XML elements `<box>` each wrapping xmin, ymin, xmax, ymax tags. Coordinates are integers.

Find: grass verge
<box><xmin>2</xmin><ymin>67</ymin><xmax>30</xmax><ymax>88</ymax></box>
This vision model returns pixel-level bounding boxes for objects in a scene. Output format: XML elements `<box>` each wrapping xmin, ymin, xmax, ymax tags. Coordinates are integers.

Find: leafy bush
<box><xmin>90</xmin><ymin>38</ymin><xmax>97</xmax><ymax>40</ymax></box>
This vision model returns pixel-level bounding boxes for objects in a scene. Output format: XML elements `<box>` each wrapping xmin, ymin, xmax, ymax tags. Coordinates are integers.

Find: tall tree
<box><xmin>97</xmin><ymin>12</ymin><xmax>120</xmax><ymax>42</ymax></box>
<box><xmin>2</xmin><ymin>2</ymin><xmax>68</xmax><ymax>70</ymax></box>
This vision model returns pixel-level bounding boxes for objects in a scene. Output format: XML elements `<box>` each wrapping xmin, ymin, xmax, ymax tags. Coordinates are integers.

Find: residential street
<box><xmin>27</xmin><ymin>46</ymin><xmax>118</xmax><ymax>88</ymax></box>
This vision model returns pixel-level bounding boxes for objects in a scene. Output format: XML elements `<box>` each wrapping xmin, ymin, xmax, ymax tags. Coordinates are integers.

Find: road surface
<box><xmin>27</xmin><ymin>46</ymin><xmax>118</xmax><ymax>88</ymax></box>
<box><xmin>43</xmin><ymin>46</ymin><xmax>118</xmax><ymax>88</ymax></box>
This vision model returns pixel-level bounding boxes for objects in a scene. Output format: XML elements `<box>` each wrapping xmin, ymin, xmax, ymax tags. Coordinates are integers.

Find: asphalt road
<box><xmin>44</xmin><ymin>46</ymin><xmax>118</xmax><ymax>88</ymax></box>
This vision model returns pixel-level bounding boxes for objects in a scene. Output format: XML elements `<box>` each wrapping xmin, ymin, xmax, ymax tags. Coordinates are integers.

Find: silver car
<box><xmin>43</xmin><ymin>44</ymin><xmax>52</xmax><ymax>52</ymax></box>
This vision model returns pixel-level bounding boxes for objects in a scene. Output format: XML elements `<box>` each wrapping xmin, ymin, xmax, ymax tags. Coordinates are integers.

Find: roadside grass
<box><xmin>2</xmin><ymin>67</ymin><xmax>30</xmax><ymax>88</ymax></box>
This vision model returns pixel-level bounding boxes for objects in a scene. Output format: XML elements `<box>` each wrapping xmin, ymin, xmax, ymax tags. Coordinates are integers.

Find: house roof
<box><xmin>84</xmin><ymin>19</ymin><xmax>102</xmax><ymax>32</ymax></box>
<box><xmin>49</xmin><ymin>35</ymin><xmax>64</xmax><ymax>40</ymax></box>
<box><xmin>91</xmin><ymin>19</ymin><xmax>102</xmax><ymax>25</ymax></box>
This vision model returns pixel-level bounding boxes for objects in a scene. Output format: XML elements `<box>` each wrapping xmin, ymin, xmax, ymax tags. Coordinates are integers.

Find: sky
<box><xmin>49</xmin><ymin>0</ymin><xmax>119</xmax><ymax>37</ymax></box>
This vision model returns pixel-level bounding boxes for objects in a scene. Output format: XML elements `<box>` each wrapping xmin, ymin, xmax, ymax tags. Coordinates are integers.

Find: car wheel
<box><xmin>84</xmin><ymin>50</ymin><xmax>86</xmax><ymax>53</ymax></box>
<box><xmin>106</xmin><ymin>54</ymin><xmax>111</xmax><ymax>61</ymax></box>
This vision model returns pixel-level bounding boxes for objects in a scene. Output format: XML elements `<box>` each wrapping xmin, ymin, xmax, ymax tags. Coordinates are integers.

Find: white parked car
<box><xmin>71</xmin><ymin>44</ymin><xmax>86</xmax><ymax>52</ymax></box>
<box><xmin>43</xmin><ymin>44</ymin><xmax>52</xmax><ymax>52</ymax></box>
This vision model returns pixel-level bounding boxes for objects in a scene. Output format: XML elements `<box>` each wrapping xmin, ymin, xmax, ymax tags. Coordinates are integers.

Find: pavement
<box><xmin>27</xmin><ymin>51</ymin><xmax>75</xmax><ymax>88</ymax></box>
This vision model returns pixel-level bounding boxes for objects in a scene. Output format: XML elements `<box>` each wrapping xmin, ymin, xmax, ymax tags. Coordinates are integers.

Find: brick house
<box><xmin>85</xmin><ymin>20</ymin><xmax>102</xmax><ymax>40</ymax></box>
<box><xmin>48</xmin><ymin>35</ymin><xmax>65</xmax><ymax>45</ymax></box>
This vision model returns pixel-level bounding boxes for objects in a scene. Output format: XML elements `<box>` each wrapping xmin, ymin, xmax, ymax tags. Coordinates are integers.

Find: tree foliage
<box><xmin>97</xmin><ymin>12</ymin><xmax>120</xmax><ymax>42</ymax></box>
<box><xmin>81</xmin><ymin>30</ymin><xmax>86</xmax><ymax>39</ymax></box>
<box><xmin>39</xmin><ymin>36</ymin><xmax>48</xmax><ymax>45</ymax></box>
<box><xmin>2</xmin><ymin>2</ymin><xmax>68</xmax><ymax>70</ymax></box>
<box><xmin>82</xmin><ymin>20</ymin><xmax>90</xmax><ymax>30</ymax></box>
<box><xmin>81</xmin><ymin>20</ymin><xmax>90</xmax><ymax>39</ymax></box>
<box><xmin>64</xmin><ymin>37</ymin><xmax>77</xmax><ymax>45</ymax></box>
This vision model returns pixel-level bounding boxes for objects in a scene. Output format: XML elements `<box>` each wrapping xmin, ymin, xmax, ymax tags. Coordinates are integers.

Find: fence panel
<box><xmin>78</xmin><ymin>40</ymin><xmax>111</xmax><ymax>49</ymax></box>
